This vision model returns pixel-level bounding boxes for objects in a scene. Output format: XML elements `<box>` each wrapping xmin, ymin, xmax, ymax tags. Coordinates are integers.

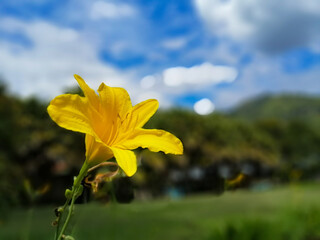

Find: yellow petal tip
<box><xmin>98</xmin><ymin>82</ymin><xmax>106</xmax><ymax>92</ymax></box>
<box><xmin>125</xmin><ymin>168</ymin><xmax>137</xmax><ymax>177</ymax></box>
<box><xmin>74</xmin><ymin>74</ymin><xmax>85</xmax><ymax>86</ymax></box>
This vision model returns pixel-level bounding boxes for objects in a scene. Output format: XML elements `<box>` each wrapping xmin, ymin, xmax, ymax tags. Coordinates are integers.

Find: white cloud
<box><xmin>90</xmin><ymin>1</ymin><xmax>136</xmax><ymax>20</ymax></box>
<box><xmin>194</xmin><ymin>0</ymin><xmax>320</xmax><ymax>53</ymax></box>
<box><xmin>0</xmin><ymin>18</ymin><xmax>179</xmax><ymax>110</ymax></box>
<box><xmin>0</xmin><ymin>18</ymin><xmax>132</xmax><ymax>99</ymax></box>
<box><xmin>135</xmin><ymin>90</ymin><xmax>171</xmax><ymax>108</ymax></box>
<box><xmin>163</xmin><ymin>62</ymin><xmax>238</xmax><ymax>87</ymax></box>
<box><xmin>161</xmin><ymin>37</ymin><xmax>188</xmax><ymax>50</ymax></box>
<box><xmin>212</xmin><ymin>55</ymin><xmax>320</xmax><ymax>109</ymax></box>
<box><xmin>137</xmin><ymin>62</ymin><xmax>238</xmax><ymax>108</ymax></box>
<box><xmin>140</xmin><ymin>75</ymin><xmax>156</xmax><ymax>89</ymax></box>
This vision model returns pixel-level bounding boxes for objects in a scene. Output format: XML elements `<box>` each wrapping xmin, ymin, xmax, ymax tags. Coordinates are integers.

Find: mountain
<box><xmin>229</xmin><ymin>94</ymin><xmax>320</xmax><ymax>121</ymax></box>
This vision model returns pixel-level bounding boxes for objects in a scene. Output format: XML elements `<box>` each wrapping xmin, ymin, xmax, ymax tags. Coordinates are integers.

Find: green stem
<box><xmin>55</xmin><ymin>197</ymin><xmax>72</xmax><ymax>239</ymax></box>
<box><xmin>55</xmin><ymin>162</ymin><xmax>89</xmax><ymax>240</ymax></box>
<box><xmin>57</xmin><ymin>187</ymin><xmax>78</xmax><ymax>240</ymax></box>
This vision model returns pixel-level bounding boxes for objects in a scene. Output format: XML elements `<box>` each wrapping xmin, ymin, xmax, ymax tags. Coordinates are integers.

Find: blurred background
<box><xmin>1</xmin><ymin>0</ymin><xmax>320</xmax><ymax>239</ymax></box>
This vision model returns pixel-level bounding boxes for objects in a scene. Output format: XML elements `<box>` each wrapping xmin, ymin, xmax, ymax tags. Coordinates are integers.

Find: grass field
<box><xmin>2</xmin><ymin>183</ymin><xmax>320</xmax><ymax>240</ymax></box>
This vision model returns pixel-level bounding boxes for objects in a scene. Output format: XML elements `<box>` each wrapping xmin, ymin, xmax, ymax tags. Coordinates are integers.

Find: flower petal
<box><xmin>116</xmin><ymin>129</ymin><xmax>183</xmax><ymax>155</ymax></box>
<box><xmin>111</xmin><ymin>148</ymin><xmax>137</xmax><ymax>177</ymax></box>
<box><xmin>85</xmin><ymin>134</ymin><xmax>113</xmax><ymax>166</ymax></box>
<box><xmin>113</xmin><ymin>99</ymin><xmax>159</xmax><ymax>144</ymax></box>
<box><xmin>131</xmin><ymin>99</ymin><xmax>159</xmax><ymax>128</ymax></box>
<box><xmin>47</xmin><ymin>94</ymin><xmax>97</xmax><ymax>136</ymax></box>
<box><xmin>97</xmin><ymin>83</ymin><xmax>132</xmax><ymax>120</ymax></box>
<box><xmin>74</xmin><ymin>74</ymin><xmax>100</xmax><ymax>109</ymax></box>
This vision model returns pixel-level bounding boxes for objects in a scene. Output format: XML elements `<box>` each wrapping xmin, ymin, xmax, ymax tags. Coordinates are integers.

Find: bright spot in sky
<box><xmin>193</xmin><ymin>98</ymin><xmax>215</xmax><ymax>115</ymax></box>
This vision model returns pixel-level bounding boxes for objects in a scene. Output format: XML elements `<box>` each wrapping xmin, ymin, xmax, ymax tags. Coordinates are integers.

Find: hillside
<box><xmin>229</xmin><ymin>94</ymin><xmax>320</xmax><ymax>121</ymax></box>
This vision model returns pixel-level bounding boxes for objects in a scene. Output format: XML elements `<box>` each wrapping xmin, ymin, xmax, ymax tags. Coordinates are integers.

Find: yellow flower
<box><xmin>47</xmin><ymin>75</ymin><xmax>183</xmax><ymax>177</ymax></box>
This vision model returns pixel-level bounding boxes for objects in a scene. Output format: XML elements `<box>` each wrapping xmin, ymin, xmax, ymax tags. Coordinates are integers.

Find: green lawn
<box><xmin>2</xmin><ymin>183</ymin><xmax>320</xmax><ymax>240</ymax></box>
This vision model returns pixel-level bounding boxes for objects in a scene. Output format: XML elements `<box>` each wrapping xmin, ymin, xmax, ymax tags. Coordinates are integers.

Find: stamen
<box><xmin>85</xmin><ymin>162</ymin><xmax>119</xmax><ymax>193</ymax></box>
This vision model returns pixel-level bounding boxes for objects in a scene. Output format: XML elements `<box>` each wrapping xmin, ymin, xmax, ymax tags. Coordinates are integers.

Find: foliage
<box><xmin>0</xmin><ymin>84</ymin><xmax>84</xmax><ymax>208</ymax></box>
<box><xmin>0</xmin><ymin>82</ymin><xmax>320</xmax><ymax>205</ymax></box>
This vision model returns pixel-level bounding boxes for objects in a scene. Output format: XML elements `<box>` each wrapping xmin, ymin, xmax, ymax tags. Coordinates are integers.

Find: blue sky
<box><xmin>0</xmin><ymin>0</ymin><xmax>320</xmax><ymax>114</ymax></box>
